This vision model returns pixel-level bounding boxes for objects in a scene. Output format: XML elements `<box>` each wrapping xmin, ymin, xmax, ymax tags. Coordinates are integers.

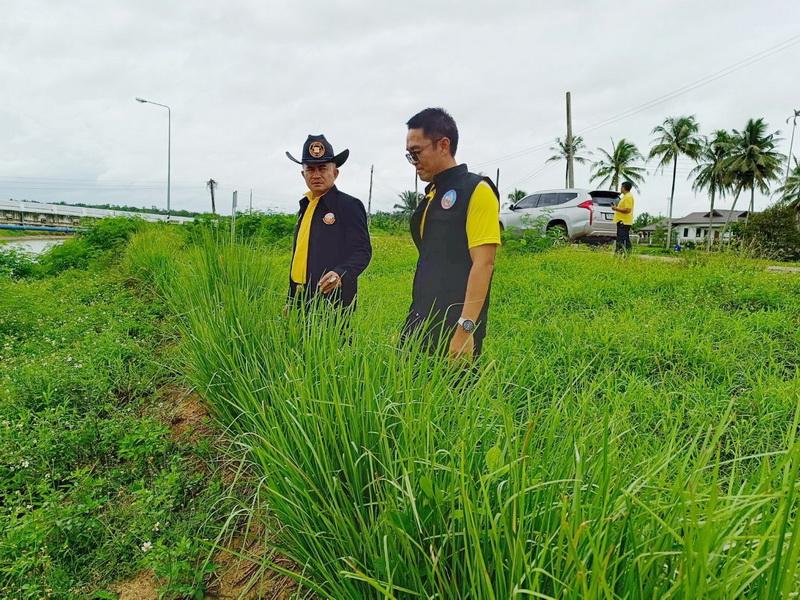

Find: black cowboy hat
<box><xmin>286</xmin><ymin>134</ymin><xmax>349</xmax><ymax>167</ymax></box>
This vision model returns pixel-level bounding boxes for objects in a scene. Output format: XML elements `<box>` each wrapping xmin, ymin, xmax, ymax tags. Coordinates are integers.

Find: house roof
<box><xmin>639</xmin><ymin>209</ymin><xmax>750</xmax><ymax>231</ymax></box>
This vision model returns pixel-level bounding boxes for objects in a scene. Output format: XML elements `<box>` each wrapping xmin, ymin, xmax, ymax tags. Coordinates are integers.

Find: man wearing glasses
<box><xmin>286</xmin><ymin>134</ymin><xmax>372</xmax><ymax>310</ymax></box>
<box><xmin>402</xmin><ymin>108</ymin><xmax>501</xmax><ymax>361</ymax></box>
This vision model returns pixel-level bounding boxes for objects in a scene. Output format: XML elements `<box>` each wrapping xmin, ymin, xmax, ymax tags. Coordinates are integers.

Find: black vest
<box><xmin>409</xmin><ymin>164</ymin><xmax>497</xmax><ymax>336</ymax></box>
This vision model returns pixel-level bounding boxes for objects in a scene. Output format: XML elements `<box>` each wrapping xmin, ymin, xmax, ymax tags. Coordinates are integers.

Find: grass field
<box><xmin>123</xmin><ymin>228</ymin><xmax>800</xmax><ymax>599</ymax></box>
<box><xmin>0</xmin><ymin>238</ymin><xmax>238</xmax><ymax>598</ymax></box>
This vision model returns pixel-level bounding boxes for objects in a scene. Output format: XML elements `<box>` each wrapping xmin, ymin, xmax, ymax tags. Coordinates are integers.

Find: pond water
<box><xmin>0</xmin><ymin>237</ymin><xmax>68</xmax><ymax>255</ymax></box>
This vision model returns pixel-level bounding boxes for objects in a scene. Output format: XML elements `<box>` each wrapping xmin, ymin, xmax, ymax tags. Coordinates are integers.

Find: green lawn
<box><xmin>0</xmin><ymin>256</ymin><xmax>234</xmax><ymax>598</ymax></box>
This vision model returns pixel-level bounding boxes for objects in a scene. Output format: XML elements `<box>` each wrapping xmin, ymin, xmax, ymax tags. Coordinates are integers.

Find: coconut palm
<box><xmin>776</xmin><ymin>158</ymin><xmax>800</xmax><ymax>209</ymax></box>
<box><xmin>690</xmin><ymin>130</ymin><xmax>733</xmax><ymax>249</ymax></box>
<box><xmin>649</xmin><ymin>115</ymin><xmax>703</xmax><ymax>248</ymax></box>
<box><xmin>720</xmin><ymin>118</ymin><xmax>785</xmax><ymax>239</ymax></box>
<box><xmin>393</xmin><ymin>190</ymin><xmax>424</xmax><ymax>215</ymax></box>
<box><xmin>589</xmin><ymin>138</ymin><xmax>646</xmax><ymax>192</ymax></box>
<box><xmin>507</xmin><ymin>188</ymin><xmax>527</xmax><ymax>204</ymax></box>
<box><xmin>546</xmin><ymin>136</ymin><xmax>591</xmax><ymax>187</ymax></box>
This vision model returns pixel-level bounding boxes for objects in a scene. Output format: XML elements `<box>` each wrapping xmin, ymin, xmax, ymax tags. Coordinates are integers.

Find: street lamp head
<box><xmin>135</xmin><ymin>97</ymin><xmax>147</xmax><ymax>103</ymax></box>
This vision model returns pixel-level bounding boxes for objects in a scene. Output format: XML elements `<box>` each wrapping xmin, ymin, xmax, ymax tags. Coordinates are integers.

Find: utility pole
<box><xmin>414</xmin><ymin>172</ymin><xmax>418</xmax><ymax>197</ymax></box>
<box><xmin>495</xmin><ymin>168</ymin><xmax>500</xmax><ymax>196</ymax></box>
<box><xmin>367</xmin><ymin>164</ymin><xmax>374</xmax><ymax>225</ymax></box>
<box><xmin>206</xmin><ymin>178</ymin><xmax>217</xmax><ymax>215</ymax></box>
<box><xmin>786</xmin><ymin>109</ymin><xmax>800</xmax><ymax>186</ymax></box>
<box><xmin>566</xmin><ymin>91</ymin><xmax>574</xmax><ymax>188</ymax></box>
<box><xmin>231</xmin><ymin>190</ymin><xmax>238</xmax><ymax>242</ymax></box>
<box><xmin>249</xmin><ymin>188</ymin><xmax>253</xmax><ymax>214</ymax></box>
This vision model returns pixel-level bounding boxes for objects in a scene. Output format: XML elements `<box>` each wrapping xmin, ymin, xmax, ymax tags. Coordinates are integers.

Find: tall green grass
<box><xmin>128</xmin><ymin>231</ymin><xmax>800</xmax><ymax>598</ymax></box>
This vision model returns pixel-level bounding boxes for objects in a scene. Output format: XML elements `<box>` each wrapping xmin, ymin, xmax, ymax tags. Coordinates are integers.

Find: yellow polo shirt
<box><xmin>614</xmin><ymin>192</ymin><xmax>635</xmax><ymax>226</ymax></box>
<box><xmin>290</xmin><ymin>192</ymin><xmax>320</xmax><ymax>284</ymax></box>
<box><xmin>420</xmin><ymin>182</ymin><xmax>501</xmax><ymax>248</ymax></box>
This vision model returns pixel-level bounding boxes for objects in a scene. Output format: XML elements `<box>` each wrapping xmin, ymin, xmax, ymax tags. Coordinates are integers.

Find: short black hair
<box><xmin>621</xmin><ymin>181</ymin><xmax>633</xmax><ymax>192</ymax></box>
<box><xmin>406</xmin><ymin>107</ymin><xmax>459</xmax><ymax>156</ymax></box>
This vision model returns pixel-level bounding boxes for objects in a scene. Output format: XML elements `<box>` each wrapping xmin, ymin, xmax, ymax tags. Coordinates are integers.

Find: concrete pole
<box><xmin>566</xmin><ymin>91</ymin><xmax>574</xmax><ymax>188</ymax></box>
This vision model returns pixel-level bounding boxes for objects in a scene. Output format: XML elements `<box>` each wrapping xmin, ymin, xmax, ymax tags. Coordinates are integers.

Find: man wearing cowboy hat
<box><xmin>286</xmin><ymin>134</ymin><xmax>372</xmax><ymax>309</ymax></box>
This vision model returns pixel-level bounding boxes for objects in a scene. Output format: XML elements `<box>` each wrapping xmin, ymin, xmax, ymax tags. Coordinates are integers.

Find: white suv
<box><xmin>500</xmin><ymin>189</ymin><xmax>595</xmax><ymax>240</ymax></box>
<box><xmin>500</xmin><ymin>188</ymin><xmax>627</xmax><ymax>241</ymax></box>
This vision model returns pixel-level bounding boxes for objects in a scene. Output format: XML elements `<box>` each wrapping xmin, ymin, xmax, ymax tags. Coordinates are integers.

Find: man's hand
<box><xmin>318</xmin><ymin>270</ymin><xmax>342</xmax><ymax>294</ymax></box>
<box><xmin>449</xmin><ymin>327</ymin><xmax>474</xmax><ymax>361</ymax></box>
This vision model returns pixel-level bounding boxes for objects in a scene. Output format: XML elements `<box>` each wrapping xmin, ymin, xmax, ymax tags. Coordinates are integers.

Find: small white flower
<box><xmin>20</xmin><ymin>459</ymin><xmax>30</xmax><ymax>468</ymax></box>
<box><xmin>141</xmin><ymin>541</ymin><xmax>152</xmax><ymax>553</ymax></box>
<box><xmin>152</xmin><ymin>522</ymin><xmax>160</xmax><ymax>532</ymax></box>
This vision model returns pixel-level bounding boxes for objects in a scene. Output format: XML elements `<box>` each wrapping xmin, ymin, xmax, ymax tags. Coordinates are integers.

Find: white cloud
<box><xmin>1</xmin><ymin>0</ymin><xmax>797</xmax><ymax>218</ymax></box>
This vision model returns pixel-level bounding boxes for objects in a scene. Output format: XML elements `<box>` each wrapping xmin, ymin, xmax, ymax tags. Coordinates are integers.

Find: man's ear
<box><xmin>440</xmin><ymin>137</ymin><xmax>452</xmax><ymax>156</ymax></box>
<box><xmin>333</xmin><ymin>167</ymin><xmax>340</xmax><ymax>180</ymax></box>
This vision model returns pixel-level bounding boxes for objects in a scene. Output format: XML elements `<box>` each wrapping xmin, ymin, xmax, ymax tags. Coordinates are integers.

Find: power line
<box><xmin>507</xmin><ymin>165</ymin><xmax>550</xmax><ymax>190</ymax></box>
<box><xmin>472</xmin><ymin>33</ymin><xmax>800</xmax><ymax>169</ymax></box>
<box><xmin>0</xmin><ymin>175</ymin><xmax>184</xmax><ymax>185</ymax></box>
<box><xmin>578</xmin><ymin>33</ymin><xmax>800</xmax><ymax>135</ymax></box>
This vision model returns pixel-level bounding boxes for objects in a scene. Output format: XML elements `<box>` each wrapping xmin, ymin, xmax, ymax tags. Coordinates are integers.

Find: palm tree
<box><xmin>546</xmin><ymin>136</ymin><xmax>591</xmax><ymax>187</ymax></box>
<box><xmin>649</xmin><ymin>115</ymin><xmax>703</xmax><ymax>248</ymax></box>
<box><xmin>393</xmin><ymin>190</ymin><xmax>424</xmax><ymax>215</ymax></box>
<box><xmin>776</xmin><ymin>158</ymin><xmax>800</xmax><ymax>209</ymax></box>
<box><xmin>720</xmin><ymin>118</ymin><xmax>785</xmax><ymax>239</ymax></box>
<box><xmin>507</xmin><ymin>188</ymin><xmax>527</xmax><ymax>204</ymax></box>
<box><xmin>690</xmin><ymin>130</ymin><xmax>733</xmax><ymax>249</ymax></box>
<box><xmin>590</xmin><ymin>138</ymin><xmax>646</xmax><ymax>191</ymax></box>
<box><xmin>206</xmin><ymin>178</ymin><xmax>217</xmax><ymax>215</ymax></box>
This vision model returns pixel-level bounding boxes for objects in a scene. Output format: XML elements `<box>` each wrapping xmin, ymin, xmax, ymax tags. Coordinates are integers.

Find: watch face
<box><xmin>461</xmin><ymin>319</ymin><xmax>475</xmax><ymax>333</ymax></box>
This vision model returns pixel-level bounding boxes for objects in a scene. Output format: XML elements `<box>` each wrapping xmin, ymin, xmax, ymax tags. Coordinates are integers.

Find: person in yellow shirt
<box><xmin>286</xmin><ymin>134</ymin><xmax>372</xmax><ymax>310</ymax></box>
<box><xmin>612</xmin><ymin>181</ymin><xmax>635</xmax><ymax>253</ymax></box>
<box><xmin>402</xmin><ymin>107</ymin><xmax>501</xmax><ymax>361</ymax></box>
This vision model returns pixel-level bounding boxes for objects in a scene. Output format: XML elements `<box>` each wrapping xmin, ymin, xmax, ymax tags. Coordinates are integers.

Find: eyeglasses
<box><xmin>405</xmin><ymin>138</ymin><xmax>442</xmax><ymax>165</ymax></box>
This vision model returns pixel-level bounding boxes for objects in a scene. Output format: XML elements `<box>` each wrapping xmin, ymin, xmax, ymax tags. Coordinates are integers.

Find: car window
<box><xmin>558</xmin><ymin>192</ymin><xmax>578</xmax><ymax>204</ymax></box>
<box><xmin>590</xmin><ymin>192</ymin><xmax>619</xmax><ymax>206</ymax></box>
<box><xmin>538</xmin><ymin>193</ymin><xmax>561</xmax><ymax>207</ymax></box>
<box><xmin>516</xmin><ymin>194</ymin><xmax>539</xmax><ymax>209</ymax></box>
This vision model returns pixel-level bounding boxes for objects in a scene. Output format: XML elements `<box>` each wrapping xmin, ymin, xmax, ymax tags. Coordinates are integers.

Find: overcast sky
<box><xmin>2</xmin><ymin>1</ymin><xmax>798</xmax><ymax>218</ymax></box>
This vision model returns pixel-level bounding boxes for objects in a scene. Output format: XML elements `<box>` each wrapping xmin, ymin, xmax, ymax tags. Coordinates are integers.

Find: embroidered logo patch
<box><xmin>441</xmin><ymin>189</ymin><xmax>457</xmax><ymax>209</ymax></box>
<box><xmin>323</xmin><ymin>212</ymin><xmax>336</xmax><ymax>225</ymax></box>
<box><xmin>308</xmin><ymin>141</ymin><xmax>326</xmax><ymax>158</ymax></box>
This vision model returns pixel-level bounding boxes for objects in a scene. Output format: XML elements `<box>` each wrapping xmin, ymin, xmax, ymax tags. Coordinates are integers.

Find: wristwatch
<box><xmin>457</xmin><ymin>317</ymin><xmax>476</xmax><ymax>333</ymax></box>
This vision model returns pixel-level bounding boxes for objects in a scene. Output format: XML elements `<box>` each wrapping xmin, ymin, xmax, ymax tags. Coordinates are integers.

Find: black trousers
<box><xmin>616</xmin><ymin>222</ymin><xmax>632</xmax><ymax>253</ymax></box>
<box><xmin>401</xmin><ymin>309</ymin><xmax>485</xmax><ymax>359</ymax></box>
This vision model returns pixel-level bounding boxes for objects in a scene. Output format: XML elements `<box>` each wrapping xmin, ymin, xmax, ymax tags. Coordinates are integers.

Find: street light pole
<box><xmin>786</xmin><ymin>109</ymin><xmax>800</xmax><ymax>186</ymax></box>
<box><xmin>136</xmin><ymin>97</ymin><xmax>171</xmax><ymax>221</ymax></box>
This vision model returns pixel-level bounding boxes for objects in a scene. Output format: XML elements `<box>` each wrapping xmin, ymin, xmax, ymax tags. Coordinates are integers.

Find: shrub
<box><xmin>501</xmin><ymin>214</ymin><xmax>562</xmax><ymax>254</ymax></box>
<box><xmin>37</xmin><ymin>237</ymin><xmax>93</xmax><ymax>274</ymax></box>
<box><xmin>739</xmin><ymin>203</ymin><xmax>800</xmax><ymax>261</ymax></box>
<box><xmin>185</xmin><ymin>213</ymin><xmax>297</xmax><ymax>247</ymax></box>
<box><xmin>370</xmin><ymin>212</ymin><xmax>408</xmax><ymax>234</ymax></box>
<box><xmin>80</xmin><ymin>217</ymin><xmax>144</xmax><ymax>251</ymax></box>
<box><xmin>0</xmin><ymin>247</ymin><xmax>37</xmax><ymax>279</ymax></box>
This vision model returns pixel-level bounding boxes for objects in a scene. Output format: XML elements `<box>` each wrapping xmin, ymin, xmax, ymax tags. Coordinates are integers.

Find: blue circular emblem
<box><xmin>441</xmin><ymin>189</ymin><xmax>457</xmax><ymax>210</ymax></box>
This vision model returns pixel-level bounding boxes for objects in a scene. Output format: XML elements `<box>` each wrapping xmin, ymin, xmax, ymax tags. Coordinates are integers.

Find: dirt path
<box><xmin>113</xmin><ymin>386</ymin><xmax>296</xmax><ymax>600</ymax></box>
<box><xmin>634</xmin><ymin>253</ymin><xmax>800</xmax><ymax>272</ymax></box>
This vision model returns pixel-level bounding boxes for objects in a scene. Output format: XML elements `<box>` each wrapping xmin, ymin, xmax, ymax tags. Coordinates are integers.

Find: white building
<box><xmin>639</xmin><ymin>209</ymin><xmax>750</xmax><ymax>244</ymax></box>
